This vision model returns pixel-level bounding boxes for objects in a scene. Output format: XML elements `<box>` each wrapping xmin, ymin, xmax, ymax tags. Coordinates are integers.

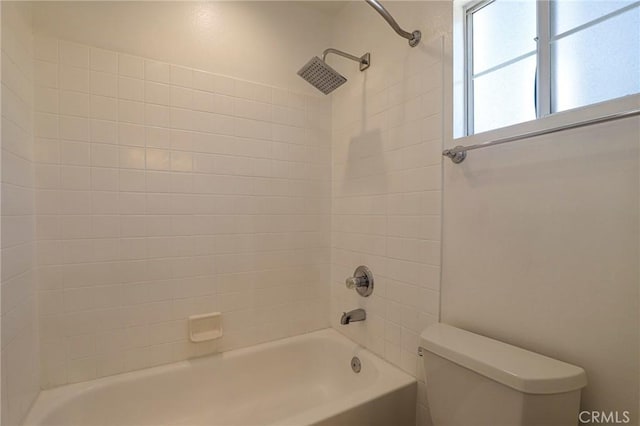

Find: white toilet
<box><xmin>420</xmin><ymin>324</ymin><xmax>587</xmax><ymax>426</ymax></box>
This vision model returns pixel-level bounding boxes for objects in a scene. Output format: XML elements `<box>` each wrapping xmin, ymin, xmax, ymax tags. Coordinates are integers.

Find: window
<box><xmin>463</xmin><ymin>0</ymin><xmax>640</xmax><ymax>136</ymax></box>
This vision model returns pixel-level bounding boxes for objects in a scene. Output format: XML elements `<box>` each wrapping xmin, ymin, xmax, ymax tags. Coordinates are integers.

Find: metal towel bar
<box><xmin>443</xmin><ymin>108</ymin><xmax>640</xmax><ymax>164</ymax></box>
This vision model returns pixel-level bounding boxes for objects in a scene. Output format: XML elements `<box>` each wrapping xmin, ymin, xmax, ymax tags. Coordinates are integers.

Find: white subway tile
<box><xmin>170</xmin><ymin>151</ymin><xmax>192</xmax><ymax>172</ymax></box>
<box><xmin>59</xmin><ymin>65</ymin><xmax>89</xmax><ymax>93</ymax></box>
<box><xmin>118</xmin><ymin>123</ymin><xmax>145</xmax><ymax>147</ymax></box>
<box><xmin>145</xmin><ymin>81</ymin><xmax>170</xmax><ymax>106</ymax></box>
<box><xmin>40</xmin><ymin>290</ymin><xmax>65</xmax><ymax>316</ymax></box>
<box><xmin>119</xmin><ymin>147</ymin><xmax>146</xmax><ymax>169</ymax></box>
<box><xmin>67</xmin><ymin>357</ymin><xmax>97</xmax><ymax>384</ymax></box>
<box><xmin>234</xmin><ymin>118</ymin><xmax>271</xmax><ymax>140</ymax></box>
<box><xmin>91</xmin><ymin>191</ymin><xmax>121</xmax><ymax>215</ymax></box>
<box><xmin>60</xmin><ymin>141</ymin><xmax>90</xmax><ymax>166</ymax></box>
<box><xmin>60</xmin><ymin>91</ymin><xmax>89</xmax><ymax>117</ymax></box>
<box><xmin>35</xmin><ymin>87</ymin><xmax>59</xmax><ymax>114</ymax></box>
<box><xmin>91</xmin><ymin>216</ymin><xmax>120</xmax><ymax>238</ymax></box>
<box><xmin>119</xmin><ymin>54</ymin><xmax>144</xmax><ymax>79</ymax></box>
<box><xmin>118</xmin><ymin>100</ymin><xmax>145</xmax><ymax>124</ymax></box>
<box><xmin>91</xmin><ymin>168</ymin><xmax>119</xmax><ymax>191</ymax></box>
<box><xmin>94</xmin><ymin>350</ymin><xmax>124</xmax><ymax>377</ymax></box>
<box><xmin>35</xmin><ymin>138</ymin><xmax>60</xmax><ymax>164</ymax></box>
<box><xmin>146</xmin><ymin>127</ymin><xmax>171</xmax><ymax>149</ymax></box>
<box><xmin>213</xmin><ymin>75</ymin><xmax>235</xmax><ymax>96</ymax></box>
<box><xmin>145</xmin><ymin>60</ymin><xmax>170</xmax><ymax>83</ymax></box>
<box><xmin>146</xmin><ymin>149</ymin><xmax>171</xmax><ymax>171</ymax></box>
<box><xmin>90</xmin><ymin>144</ymin><xmax>118</xmax><ymax>168</ymax></box>
<box><xmin>211</xmin><ymin>94</ymin><xmax>234</xmax><ymax>116</ymax></box>
<box><xmin>170</xmin><ymin>65</ymin><xmax>192</xmax><ymax>88</ymax></box>
<box><xmin>192</xmin><ymin>70</ymin><xmax>215</xmax><ymax>92</ymax></box>
<box><xmin>145</xmin><ymin>104</ymin><xmax>170</xmax><ymax>128</ymax></box>
<box><xmin>90</xmin><ymin>120</ymin><xmax>117</xmax><ymax>144</ymax></box>
<box><xmin>90</xmin><ymin>95</ymin><xmax>118</xmax><ymax>121</ymax></box>
<box><xmin>35</xmin><ymin>37</ymin><xmax>58</xmax><ymax>63</ymax></box>
<box><xmin>235</xmin><ymin>99</ymin><xmax>271</xmax><ymax>121</ymax></box>
<box><xmin>120</xmin><ymin>215</ymin><xmax>147</xmax><ymax>237</ymax></box>
<box><xmin>170</xmin><ymin>86</ymin><xmax>193</xmax><ymax>109</ymax></box>
<box><xmin>59</xmin><ymin>116</ymin><xmax>89</xmax><ymax>141</ymax></box>
<box><xmin>91</xmin><ymin>71</ymin><xmax>118</xmax><ymax>97</ymax></box>
<box><xmin>118</xmin><ymin>77</ymin><xmax>144</xmax><ymax>102</ymax></box>
<box><xmin>36</xmin><ymin>164</ymin><xmax>60</xmax><ymax>189</ymax></box>
<box><xmin>35</xmin><ymin>60</ymin><xmax>59</xmax><ymax>88</ymax></box>
<box><xmin>119</xmin><ymin>170</ymin><xmax>146</xmax><ymax>192</ymax></box>
<box><xmin>192</xmin><ymin>90</ymin><xmax>212</xmax><ymax>112</ymax></box>
<box><xmin>90</xmin><ymin>48</ymin><xmax>118</xmax><ymax>74</ymax></box>
<box><xmin>59</xmin><ymin>41</ymin><xmax>89</xmax><ymax>68</ymax></box>
<box><xmin>235</xmin><ymin>80</ymin><xmax>271</xmax><ymax>103</ymax></box>
<box><xmin>146</xmin><ymin>172</ymin><xmax>171</xmax><ymax>193</ymax></box>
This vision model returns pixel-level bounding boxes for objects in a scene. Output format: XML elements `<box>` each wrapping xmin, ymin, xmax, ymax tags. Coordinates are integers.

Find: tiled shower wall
<box><xmin>331</xmin><ymin>36</ymin><xmax>442</xmax><ymax>371</ymax></box>
<box><xmin>1</xmin><ymin>3</ymin><xmax>40</xmax><ymax>425</ymax></box>
<box><xmin>34</xmin><ymin>37</ymin><xmax>331</xmax><ymax>388</ymax></box>
<box><xmin>329</xmin><ymin>2</ymin><xmax>449</xmax><ymax>424</ymax></box>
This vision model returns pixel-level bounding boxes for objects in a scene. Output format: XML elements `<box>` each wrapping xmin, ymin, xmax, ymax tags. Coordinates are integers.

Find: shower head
<box><xmin>297</xmin><ymin>56</ymin><xmax>347</xmax><ymax>95</ymax></box>
<box><xmin>297</xmin><ymin>49</ymin><xmax>370</xmax><ymax>95</ymax></box>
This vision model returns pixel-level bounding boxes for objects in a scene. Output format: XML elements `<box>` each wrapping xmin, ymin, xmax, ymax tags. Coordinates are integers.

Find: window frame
<box><xmin>460</xmin><ymin>0</ymin><xmax>640</xmax><ymax>138</ymax></box>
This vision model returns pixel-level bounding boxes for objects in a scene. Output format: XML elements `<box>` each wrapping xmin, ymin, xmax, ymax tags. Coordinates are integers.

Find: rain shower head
<box><xmin>297</xmin><ymin>49</ymin><xmax>370</xmax><ymax>95</ymax></box>
<box><xmin>297</xmin><ymin>57</ymin><xmax>347</xmax><ymax>95</ymax></box>
<box><xmin>298</xmin><ymin>0</ymin><xmax>420</xmax><ymax>95</ymax></box>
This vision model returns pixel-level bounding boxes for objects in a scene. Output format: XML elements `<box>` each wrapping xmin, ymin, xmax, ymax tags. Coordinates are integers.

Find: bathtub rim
<box><xmin>24</xmin><ymin>327</ymin><xmax>416</xmax><ymax>426</ymax></box>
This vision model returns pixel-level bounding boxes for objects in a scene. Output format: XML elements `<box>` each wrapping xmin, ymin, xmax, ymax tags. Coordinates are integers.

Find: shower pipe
<box><xmin>443</xmin><ymin>108</ymin><xmax>640</xmax><ymax>164</ymax></box>
<box><xmin>323</xmin><ymin>48</ymin><xmax>371</xmax><ymax>71</ymax></box>
<box><xmin>365</xmin><ymin>0</ymin><xmax>421</xmax><ymax>47</ymax></box>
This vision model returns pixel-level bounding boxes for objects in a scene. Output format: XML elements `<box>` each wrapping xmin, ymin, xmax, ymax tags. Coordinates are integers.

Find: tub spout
<box><xmin>340</xmin><ymin>309</ymin><xmax>366</xmax><ymax>325</ymax></box>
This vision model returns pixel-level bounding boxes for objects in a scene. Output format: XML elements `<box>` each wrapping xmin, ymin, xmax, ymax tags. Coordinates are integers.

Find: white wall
<box><xmin>32</xmin><ymin>1</ymin><xmax>335</xmax><ymax>95</ymax></box>
<box><xmin>443</xmin><ymin>69</ymin><xmax>639</xmax><ymax>426</ymax></box>
<box><xmin>1</xmin><ymin>2</ymin><xmax>40</xmax><ymax>425</ymax></box>
<box><xmin>30</xmin><ymin>1</ymin><xmax>332</xmax><ymax>388</ymax></box>
<box><xmin>329</xmin><ymin>2</ymin><xmax>450</xmax><ymax>424</ymax></box>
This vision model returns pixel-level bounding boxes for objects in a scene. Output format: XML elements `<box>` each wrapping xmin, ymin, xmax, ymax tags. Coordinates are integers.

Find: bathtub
<box><xmin>24</xmin><ymin>329</ymin><xmax>416</xmax><ymax>426</ymax></box>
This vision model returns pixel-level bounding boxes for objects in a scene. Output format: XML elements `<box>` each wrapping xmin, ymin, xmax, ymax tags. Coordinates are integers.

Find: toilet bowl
<box><xmin>420</xmin><ymin>324</ymin><xmax>587</xmax><ymax>426</ymax></box>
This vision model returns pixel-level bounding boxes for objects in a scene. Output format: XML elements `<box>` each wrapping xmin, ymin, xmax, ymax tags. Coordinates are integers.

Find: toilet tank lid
<box><xmin>419</xmin><ymin>324</ymin><xmax>587</xmax><ymax>394</ymax></box>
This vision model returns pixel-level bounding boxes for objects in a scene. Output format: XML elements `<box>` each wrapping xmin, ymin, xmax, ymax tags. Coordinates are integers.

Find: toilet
<box><xmin>420</xmin><ymin>324</ymin><xmax>587</xmax><ymax>426</ymax></box>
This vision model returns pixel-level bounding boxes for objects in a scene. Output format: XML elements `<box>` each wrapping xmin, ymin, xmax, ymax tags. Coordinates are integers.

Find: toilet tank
<box><xmin>419</xmin><ymin>324</ymin><xmax>587</xmax><ymax>426</ymax></box>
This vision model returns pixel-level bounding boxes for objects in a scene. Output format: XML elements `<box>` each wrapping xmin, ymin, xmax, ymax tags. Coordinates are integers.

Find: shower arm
<box><xmin>322</xmin><ymin>48</ymin><xmax>371</xmax><ymax>72</ymax></box>
<box><xmin>364</xmin><ymin>0</ymin><xmax>421</xmax><ymax>47</ymax></box>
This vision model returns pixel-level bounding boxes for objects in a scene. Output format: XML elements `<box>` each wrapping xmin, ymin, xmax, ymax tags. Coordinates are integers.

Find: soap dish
<box><xmin>188</xmin><ymin>312</ymin><xmax>222</xmax><ymax>342</ymax></box>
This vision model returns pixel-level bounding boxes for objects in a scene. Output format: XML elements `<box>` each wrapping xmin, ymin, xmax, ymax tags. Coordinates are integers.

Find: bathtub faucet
<box><xmin>340</xmin><ymin>309</ymin><xmax>366</xmax><ymax>325</ymax></box>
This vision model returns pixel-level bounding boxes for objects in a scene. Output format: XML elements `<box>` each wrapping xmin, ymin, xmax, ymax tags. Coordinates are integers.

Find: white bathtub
<box><xmin>24</xmin><ymin>329</ymin><xmax>416</xmax><ymax>426</ymax></box>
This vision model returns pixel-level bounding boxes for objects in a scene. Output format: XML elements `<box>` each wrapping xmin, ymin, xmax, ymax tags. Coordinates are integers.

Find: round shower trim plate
<box><xmin>409</xmin><ymin>30</ymin><xmax>422</xmax><ymax>47</ymax></box>
<box><xmin>353</xmin><ymin>265</ymin><xmax>374</xmax><ymax>297</ymax></box>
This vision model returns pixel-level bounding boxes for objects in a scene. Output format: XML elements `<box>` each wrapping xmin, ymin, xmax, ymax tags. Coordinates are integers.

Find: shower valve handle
<box><xmin>345</xmin><ymin>266</ymin><xmax>374</xmax><ymax>297</ymax></box>
<box><xmin>346</xmin><ymin>276</ymin><xmax>367</xmax><ymax>289</ymax></box>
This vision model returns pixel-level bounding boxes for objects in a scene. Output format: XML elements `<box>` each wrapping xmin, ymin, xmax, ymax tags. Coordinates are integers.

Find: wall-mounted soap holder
<box><xmin>188</xmin><ymin>312</ymin><xmax>222</xmax><ymax>343</ymax></box>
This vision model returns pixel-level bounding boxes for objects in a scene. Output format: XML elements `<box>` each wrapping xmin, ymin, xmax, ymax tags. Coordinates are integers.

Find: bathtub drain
<box><xmin>351</xmin><ymin>356</ymin><xmax>361</xmax><ymax>373</ymax></box>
